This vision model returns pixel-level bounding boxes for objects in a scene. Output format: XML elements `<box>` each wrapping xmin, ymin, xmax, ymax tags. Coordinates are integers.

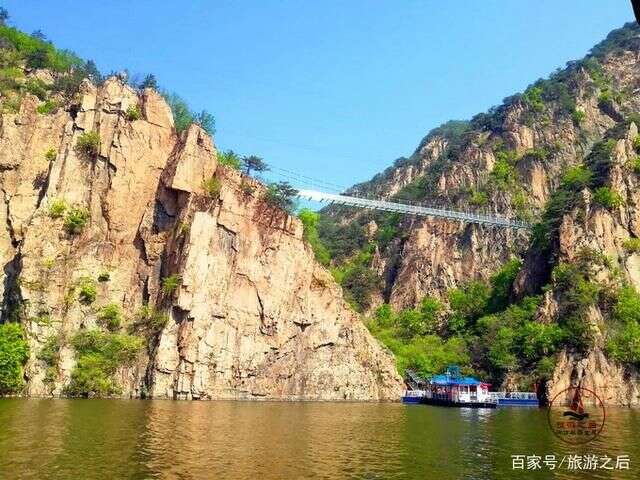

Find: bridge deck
<box><xmin>296</xmin><ymin>189</ymin><xmax>530</xmax><ymax>230</ymax></box>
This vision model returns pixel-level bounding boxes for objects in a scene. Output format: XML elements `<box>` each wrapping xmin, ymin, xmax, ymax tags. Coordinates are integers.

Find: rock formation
<box><xmin>0</xmin><ymin>76</ymin><xmax>403</xmax><ymax>400</ymax></box>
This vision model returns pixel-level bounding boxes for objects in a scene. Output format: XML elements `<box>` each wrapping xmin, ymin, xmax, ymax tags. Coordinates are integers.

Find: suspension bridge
<box><xmin>270</xmin><ymin>167</ymin><xmax>531</xmax><ymax>230</ymax></box>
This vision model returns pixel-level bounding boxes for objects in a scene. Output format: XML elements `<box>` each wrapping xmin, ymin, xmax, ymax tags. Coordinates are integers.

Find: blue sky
<box><xmin>4</xmin><ymin>1</ymin><xmax>634</xmax><ymax>190</ymax></box>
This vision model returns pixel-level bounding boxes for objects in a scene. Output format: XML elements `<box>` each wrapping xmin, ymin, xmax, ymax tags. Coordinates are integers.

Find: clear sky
<box><xmin>4</xmin><ymin>1</ymin><xmax>635</xmax><ymax>189</ymax></box>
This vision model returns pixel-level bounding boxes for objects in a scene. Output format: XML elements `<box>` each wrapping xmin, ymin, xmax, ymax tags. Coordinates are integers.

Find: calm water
<box><xmin>0</xmin><ymin>399</ymin><xmax>639</xmax><ymax>479</ymax></box>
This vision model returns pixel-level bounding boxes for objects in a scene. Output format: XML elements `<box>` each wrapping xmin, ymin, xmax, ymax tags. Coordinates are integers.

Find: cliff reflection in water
<box><xmin>0</xmin><ymin>399</ymin><xmax>639</xmax><ymax>479</ymax></box>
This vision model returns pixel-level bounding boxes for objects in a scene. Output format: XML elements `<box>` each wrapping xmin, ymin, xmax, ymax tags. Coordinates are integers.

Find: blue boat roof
<box><xmin>430</xmin><ymin>374</ymin><xmax>482</xmax><ymax>386</ymax></box>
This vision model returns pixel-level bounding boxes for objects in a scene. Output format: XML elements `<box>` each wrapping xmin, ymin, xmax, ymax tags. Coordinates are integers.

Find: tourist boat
<box><xmin>402</xmin><ymin>367</ymin><xmax>540</xmax><ymax>407</ymax></box>
<box><xmin>402</xmin><ymin>366</ymin><xmax>496</xmax><ymax>408</ymax></box>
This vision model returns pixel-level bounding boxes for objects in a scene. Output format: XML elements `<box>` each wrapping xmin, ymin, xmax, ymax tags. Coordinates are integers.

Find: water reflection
<box><xmin>0</xmin><ymin>399</ymin><xmax>638</xmax><ymax>479</ymax></box>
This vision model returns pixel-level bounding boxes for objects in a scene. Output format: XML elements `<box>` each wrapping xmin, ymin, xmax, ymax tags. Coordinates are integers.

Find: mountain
<box><xmin>318</xmin><ymin>22</ymin><xmax>640</xmax><ymax>405</ymax></box>
<box><xmin>0</xmin><ymin>22</ymin><xmax>402</xmax><ymax>399</ymax></box>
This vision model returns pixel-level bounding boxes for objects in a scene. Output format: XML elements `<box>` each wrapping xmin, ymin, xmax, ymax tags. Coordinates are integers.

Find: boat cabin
<box><xmin>425</xmin><ymin>366</ymin><xmax>491</xmax><ymax>404</ymax></box>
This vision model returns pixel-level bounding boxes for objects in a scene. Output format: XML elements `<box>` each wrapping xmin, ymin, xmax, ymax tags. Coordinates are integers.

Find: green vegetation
<box><xmin>0</xmin><ymin>16</ymin><xmax>102</xmax><ymax>116</ymax></box>
<box><xmin>125</xmin><ymin>104</ymin><xmax>141</xmax><ymax>121</ymax></box>
<box><xmin>469</xmin><ymin>189</ymin><xmax>488</xmax><ymax>207</ymax></box>
<box><xmin>522</xmin><ymin>86</ymin><xmax>545</xmax><ymax>112</ymax></box>
<box><xmin>63</xmin><ymin>206</ymin><xmax>89</xmax><ymax>234</ymax></box>
<box><xmin>217</xmin><ymin>150</ymin><xmax>241</xmax><ymax>170</ymax></box>
<box><xmin>607</xmin><ymin>287</ymin><xmax>640</xmax><ymax>366</ymax></box>
<box><xmin>0</xmin><ymin>322</ymin><xmax>29</xmax><ymax>394</ymax></box>
<box><xmin>593</xmin><ymin>186</ymin><xmax>623</xmax><ymax>209</ymax></box>
<box><xmin>161</xmin><ymin>274</ymin><xmax>181</xmax><ymax>295</ymax></box>
<box><xmin>36</xmin><ymin>99</ymin><xmax>59</xmax><ymax>115</ymax></box>
<box><xmin>330</xmin><ymin>244</ymin><xmax>379</xmax><ymax>312</ymax></box>
<box><xmin>365</xmin><ymin>257</ymin><xmax>569</xmax><ymax>387</ymax></box>
<box><xmin>631</xmin><ymin>157</ymin><xmax>640</xmax><ymax>174</ymax></box>
<box><xmin>623</xmin><ymin>238</ymin><xmax>640</xmax><ymax>254</ymax></box>
<box><xmin>317</xmin><ymin>214</ymin><xmax>367</xmax><ymax>262</ymax></box>
<box><xmin>242</xmin><ymin>155</ymin><xmax>269</xmax><ymax>176</ymax></box>
<box><xmin>97</xmin><ymin>304</ymin><xmax>122</xmax><ymax>331</ymax></box>
<box><xmin>571</xmin><ymin>109</ymin><xmax>586</xmax><ymax>125</ymax></box>
<box><xmin>263</xmin><ymin>181</ymin><xmax>298</xmax><ymax>213</ymax></box>
<box><xmin>161</xmin><ymin>92</ymin><xmax>215</xmax><ymax>135</ymax></box>
<box><xmin>634</xmin><ymin>135</ymin><xmax>640</xmax><ymax>153</ymax></box>
<box><xmin>66</xmin><ymin>330</ymin><xmax>143</xmax><ymax>397</ymax></box>
<box><xmin>48</xmin><ymin>198</ymin><xmax>67</xmax><ymax>218</ymax></box>
<box><xmin>130</xmin><ymin>305</ymin><xmax>169</xmax><ymax>334</ymax></box>
<box><xmin>37</xmin><ymin>335</ymin><xmax>60</xmax><ymax>384</ymax></box>
<box><xmin>77</xmin><ymin>277</ymin><xmax>97</xmax><ymax>304</ymax></box>
<box><xmin>75</xmin><ymin>131</ymin><xmax>100</xmax><ymax>159</ymax></box>
<box><xmin>561</xmin><ymin>165</ymin><xmax>592</xmax><ymax>190</ymax></box>
<box><xmin>97</xmin><ymin>271</ymin><xmax>110</xmax><ymax>282</ymax></box>
<box><xmin>298</xmin><ymin>209</ymin><xmax>330</xmax><ymax>266</ymax></box>
<box><xmin>202</xmin><ymin>177</ymin><xmax>221</xmax><ymax>198</ymax></box>
<box><xmin>44</xmin><ymin>147</ymin><xmax>57</xmax><ymax>162</ymax></box>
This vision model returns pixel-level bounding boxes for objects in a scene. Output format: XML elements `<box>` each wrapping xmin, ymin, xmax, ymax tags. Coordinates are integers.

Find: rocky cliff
<box><xmin>0</xmin><ymin>74</ymin><xmax>403</xmax><ymax>400</ymax></box>
<box><xmin>320</xmin><ymin>23</ymin><xmax>640</xmax><ymax>405</ymax></box>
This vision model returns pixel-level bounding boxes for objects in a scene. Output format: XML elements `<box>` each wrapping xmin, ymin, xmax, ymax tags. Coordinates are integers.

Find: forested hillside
<box><xmin>311</xmin><ymin>23</ymin><xmax>640</xmax><ymax>403</ymax></box>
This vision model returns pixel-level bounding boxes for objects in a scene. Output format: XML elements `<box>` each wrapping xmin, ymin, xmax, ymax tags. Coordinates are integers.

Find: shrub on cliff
<box><xmin>75</xmin><ymin>131</ymin><xmax>100</xmax><ymax>159</ymax></box>
<box><xmin>77</xmin><ymin>277</ymin><xmax>97</xmax><ymax>304</ymax></box>
<box><xmin>48</xmin><ymin>198</ymin><xmax>67</xmax><ymax>218</ymax></box>
<box><xmin>623</xmin><ymin>238</ymin><xmax>640</xmax><ymax>254</ymax></box>
<box><xmin>593</xmin><ymin>186</ymin><xmax>623</xmax><ymax>209</ymax></box>
<box><xmin>0</xmin><ymin>322</ymin><xmax>29</xmax><ymax>395</ymax></box>
<box><xmin>125</xmin><ymin>105</ymin><xmax>141</xmax><ymax>121</ymax></box>
<box><xmin>298</xmin><ymin>208</ymin><xmax>330</xmax><ymax>266</ymax></box>
<box><xmin>66</xmin><ymin>330</ymin><xmax>143</xmax><ymax>397</ymax></box>
<box><xmin>131</xmin><ymin>305</ymin><xmax>169</xmax><ymax>334</ymax></box>
<box><xmin>340</xmin><ymin>264</ymin><xmax>380</xmax><ymax>312</ymax></box>
<box><xmin>217</xmin><ymin>150</ymin><xmax>241</xmax><ymax>170</ymax></box>
<box><xmin>97</xmin><ymin>304</ymin><xmax>122</xmax><ymax>331</ymax></box>
<box><xmin>469</xmin><ymin>189</ymin><xmax>488</xmax><ymax>207</ymax></box>
<box><xmin>607</xmin><ymin>287</ymin><xmax>640</xmax><ymax>365</ymax></box>
<box><xmin>202</xmin><ymin>177</ymin><xmax>221</xmax><ymax>198</ymax></box>
<box><xmin>44</xmin><ymin>147</ymin><xmax>57</xmax><ymax>162</ymax></box>
<box><xmin>63</xmin><ymin>207</ymin><xmax>89</xmax><ymax>234</ymax></box>
<box><xmin>161</xmin><ymin>274</ymin><xmax>181</xmax><ymax>295</ymax></box>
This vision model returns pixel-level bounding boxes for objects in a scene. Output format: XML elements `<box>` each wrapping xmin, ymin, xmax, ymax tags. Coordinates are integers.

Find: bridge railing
<box><xmin>296</xmin><ymin>189</ymin><xmax>531</xmax><ymax>230</ymax></box>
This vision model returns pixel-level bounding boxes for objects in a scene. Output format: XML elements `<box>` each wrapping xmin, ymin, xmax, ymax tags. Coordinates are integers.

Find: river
<box><xmin>0</xmin><ymin>399</ymin><xmax>638</xmax><ymax>479</ymax></box>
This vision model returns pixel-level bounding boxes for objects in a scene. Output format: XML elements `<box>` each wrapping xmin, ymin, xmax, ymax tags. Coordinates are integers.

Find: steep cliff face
<box><xmin>0</xmin><ymin>75</ymin><xmax>402</xmax><ymax>400</ymax></box>
<box><xmin>321</xmin><ymin>23</ymin><xmax>640</xmax><ymax>404</ymax></box>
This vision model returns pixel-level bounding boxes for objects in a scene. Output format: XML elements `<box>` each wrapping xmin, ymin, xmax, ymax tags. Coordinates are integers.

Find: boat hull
<box><xmin>419</xmin><ymin>397</ymin><xmax>496</xmax><ymax>409</ymax></box>
<box><xmin>497</xmin><ymin>398</ymin><xmax>539</xmax><ymax>407</ymax></box>
<box><xmin>401</xmin><ymin>396</ymin><xmax>423</xmax><ymax>404</ymax></box>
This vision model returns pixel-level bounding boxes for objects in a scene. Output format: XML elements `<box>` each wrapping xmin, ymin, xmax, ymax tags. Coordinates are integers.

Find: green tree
<box><xmin>242</xmin><ymin>155</ymin><xmax>269</xmax><ymax>176</ymax></box>
<box><xmin>139</xmin><ymin>74</ymin><xmax>157</xmax><ymax>90</ymax></box>
<box><xmin>264</xmin><ymin>182</ymin><xmax>298</xmax><ymax>213</ymax></box>
<box><xmin>193</xmin><ymin>110</ymin><xmax>215</xmax><ymax>135</ymax></box>
<box><xmin>448</xmin><ymin>281</ymin><xmax>490</xmax><ymax>332</ymax></box>
<box><xmin>162</xmin><ymin>92</ymin><xmax>194</xmax><ymax>134</ymax></box>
